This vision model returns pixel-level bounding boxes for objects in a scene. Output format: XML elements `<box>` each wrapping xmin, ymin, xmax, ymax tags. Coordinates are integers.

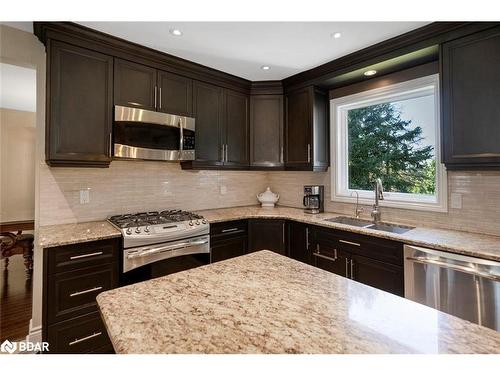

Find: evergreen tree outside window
<box><xmin>331</xmin><ymin>75</ymin><xmax>447</xmax><ymax>212</ymax></box>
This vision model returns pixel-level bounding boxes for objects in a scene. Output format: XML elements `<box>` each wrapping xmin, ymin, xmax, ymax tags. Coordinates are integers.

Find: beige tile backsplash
<box><xmin>268</xmin><ymin>169</ymin><xmax>500</xmax><ymax>237</ymax></box>
<box><xmin>40</xmin><ymin>161</ymin><xmax>500</xmax><ymax>237</ymax></box>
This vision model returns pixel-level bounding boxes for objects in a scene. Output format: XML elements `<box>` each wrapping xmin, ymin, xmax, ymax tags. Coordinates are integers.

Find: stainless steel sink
<box><xmin>324</xmin><ymin>216</ymin><xmax>415</xmax><ymax>234</ymax></box>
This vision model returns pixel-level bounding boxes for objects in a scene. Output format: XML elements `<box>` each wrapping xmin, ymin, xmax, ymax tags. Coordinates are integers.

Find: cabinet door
<box><xmin>285</xmin><ymin>87</ymin><xmax>312</xmax><ymax>168</ymax></box>
<box><xmin>287</xmin><ymin>221</ymin><xmax>310</xmax><ymax>264</ymax></box>
<box><xmin>248</xmin><ymin>219</ymin><xmax>286</xmax><ymax>255</ymax></box>
<box><xmin>114</xmin><ymin>58</ymin><xmax>157</xmax><ymax>111</ymax></box>
<box><xmin>224</xmin><ymin>90</ymin><xmax>249</xmax><ymax>167</ymax></box>
<box><xmin>250</xmin><ymin>95</ymin><xmax>284</xmax><ymax>167</ymax></box>
<box><xmin>211</xmin><ymin>236</ymin><xmax>247</xmax><ymax>263</ymax></box>
<box><xmin>47</xmin><ymin>40</ymin><xmax>113</xmax><ymax>167</ymax></box>
<box><xmin>350</xmin><ymin>254</ymin><xmax>404</xmax><ymax>296</ymax></box>
<box><xmin>441</xmin><ymin>26</ymin><xmax>500</xmax><ymax>168</ymax></box>
<box><xmin>193</xmin><ymin>81</ymin><xmax>224</xmax><ymax>164</ymax></box>
<box><xmin>311</xmin><ymin>229</ymin><xmax>349</xmax><ymax>277</ymax></box>
<box><xmin>158</xmin><ymin>71</ymin><xmax>193</xmax><ymax>116</ymax></box>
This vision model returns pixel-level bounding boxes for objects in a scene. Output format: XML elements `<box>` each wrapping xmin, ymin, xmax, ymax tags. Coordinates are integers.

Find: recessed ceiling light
<box><xmin>332</xmin><ymin>32</ymin><xmax>342</xmax><ymax>39</ymax></box>
<box><xmin>364</xmin><ymin>70</ymin><xmax>377</xmax><ymax>76</ymax></box>
<box><xmin>261</xmin><ymin>65</ymin><xmax>270</xmax><ymax>71</ymax></box>
<box><xmin>170</xmin><ymin>29</ymin><xmax>183</xmax><ymax>36</ymax></box>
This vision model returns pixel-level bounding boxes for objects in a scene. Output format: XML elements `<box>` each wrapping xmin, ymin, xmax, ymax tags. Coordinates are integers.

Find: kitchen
<box><xmin>1</xmin><ymin>1</ymin><xmax>499</xmax><ymax>371</ymax></box>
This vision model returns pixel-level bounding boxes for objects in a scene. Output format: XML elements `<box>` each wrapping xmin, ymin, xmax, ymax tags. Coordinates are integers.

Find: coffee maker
<box><xmin>303</xmin><ymin>185</ymin><xmax>324</xmax><ymax>214</ymax></box>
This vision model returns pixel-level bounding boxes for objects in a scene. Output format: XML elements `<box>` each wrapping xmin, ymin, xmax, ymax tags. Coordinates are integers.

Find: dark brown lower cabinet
<box><xmin>287</xmin><ymin>221</ymin><xmax>310</xmax><ymax>264</ymax></box>
<box><xmin>43</xmin><ymin>239</ymin><xmax>119</xmax><ymax>353</ymax></box>
<box><xmin>248</xmin><ymin>219</ymin><xmax>286</xmax><ymax>255</ymax></box>
<box><xmin>350</xmin><ymin>254</ymin><xmax>404</xmax><ymax>296</ymax></box>
<box><xmin>210</xmin><ymin>220</ymin><xmax>248</xmax><ymax>262</ymax></box>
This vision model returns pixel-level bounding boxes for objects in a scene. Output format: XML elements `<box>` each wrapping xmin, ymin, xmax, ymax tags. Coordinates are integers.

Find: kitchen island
<box><xmin>97</xmin><ymin>251</ymin><xmax>500</xmax><ymax>354</ymax></box>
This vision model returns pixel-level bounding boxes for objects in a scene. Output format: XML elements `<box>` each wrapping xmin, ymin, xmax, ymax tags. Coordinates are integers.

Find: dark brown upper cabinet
<box><xmin>250</xmin><ymin>95</ymin><xmax>284</xmax><ymax>168</ymax></box>
<box><xmin>183</xmin><ymin>81</ymin><xmax>249</xmax><ymax>169</ymax></box>
<box><xmin>224</xmin><ymin>90</ymin><xmax>249</xmax><ymax>167</ymax></box>
<box><xmin>191</xmin><ymin>81</ymin><xmax>225</xmax><ymax>166</ymax></box>
<box><xmin>114</xmin><ymin>58</ymin><xmax>194</xmax><ymax>116</ymax></box>
<box><xmin>114</xmin><ymin>58</ymin><xmax>157</xmax><ymax>111</ymax></box>
<box><xmin>285</xmin><ymin>86</ymin><xmax>328</xmax><ymax>171</ymax></box>
<box><xmin>157</xmin><ymin>71</ymin><xmax>193</xmax><ymax>116</ymax></box>
<box><xmin>46</xmin><ymin>40</ymin><xmax>113</xmax><ymax>167</ymax></box>
<box><xmin>441</xmin><ymin>25</ymin><xmax>500</xmax><ymax>169</ymax></box>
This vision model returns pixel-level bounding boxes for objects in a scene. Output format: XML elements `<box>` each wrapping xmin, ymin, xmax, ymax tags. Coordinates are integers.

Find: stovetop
<box><xmin>108</xmin><ymin>210</ymin><xmax>204</xmax><ymax>229</ymax></box>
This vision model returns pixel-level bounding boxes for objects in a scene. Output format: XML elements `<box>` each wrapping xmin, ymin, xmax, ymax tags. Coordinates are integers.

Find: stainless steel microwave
<box><xmin>113</xmin><ymin>105</ymin><xmax>196</xmax><ymax>161</ymax></box>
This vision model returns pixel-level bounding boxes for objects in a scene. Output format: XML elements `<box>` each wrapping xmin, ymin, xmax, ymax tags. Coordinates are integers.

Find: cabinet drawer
<box><xmin>47</xmin><ymin>312</ymin><xmax>112</xmax><ymax>354</ymax></box>
<box><xmin>210</xmin><ymin>220</ymin><xmax>248</xmax><ymax>239</ymax></box>
<box><xmin>312</xmin><ymin>227</ymin><xmax>403</xmax><ymax>265</ymax></box>
<box><xmin>47</xmin><ymin>263</ymin><xmax>118</xmax><ymax>324</ymax></box>
<box><xmin>47</xmin><ymin>238</ymin><xmax>119</xmax><ymax>274</ymax></box>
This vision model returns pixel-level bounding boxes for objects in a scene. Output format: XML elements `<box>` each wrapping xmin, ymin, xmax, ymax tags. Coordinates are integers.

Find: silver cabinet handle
<box><xmin>350</xmin><ymin>259</ymin><xmax>355</xmax><ymax>280</ymax></box>
<box><xmin>69</xmin><ymin>332</ymin><xmax>102</xmax><ymax>347</ymax></box>
<box><xmin>345</xmin><ymin>258</ymin><xmax>349</xmax><ymax>278</ymax></box>
<box><xmin>339</xmin><ymin>239</ymin><xmax>361</xmax><ymax>247</ymax></box>
<box><xmin>158</xmin><ymin>87</ymin><xmax>162</xmax><ymax>109</ymax></box>
<box><xmin>305</xmin><ymin>227</ymin><xmax>309</xmax><ymax>250</ymax></box>
<box><xmin>312</xmin><ymin>250</ymin><xmax>338</xmax><ymax>262</ymax></box>
<box><xmin>406</xmin><ymin>257</ymin><xmax>500</xmax><ymax>282</ymax></box>
<box><xmin>70</xmin><ymin>286</ymin><xmax>103</xmax><ymax>297</ymax></box>
<box><xmin>307</xmin><ymin>144</ymin><xmax>311</xmax><ymax>163</ymax></box>
<box><xmin>221</xmin><ymin>228</ymin><xmax>239</xmax><ymax>233</ymax></box>
<box><xmin>154</xmin><ymin>85</ymin><xmax>158</xmax><ymax>108</ymax></box>
<box><xmin>280</xmin><ymin>146</ymin><xmax>284</xmax><ymax>164</ymax></box>
<box><xmin>69</xmin><ymin>251</ymin><xmax>103</xmax><ymax>260</ymax></box>
<box><xmin>282</xmin><ymin>222</ymin><xmax>285</xmax><ymax>244</ymax></box>
<box><xmin>225</xmin><ymin>144</ymin><xmax>228</xmax><ymax>162</ymax></box>
<box><xmin>221</xmin><ymin>144</ymin><xmax>225</xmax><ymax>162</ymax></box>
<box><xmin>108</xmin><ymin>132</ymin><xmax>112</xmax><ymax>156</ymax></box>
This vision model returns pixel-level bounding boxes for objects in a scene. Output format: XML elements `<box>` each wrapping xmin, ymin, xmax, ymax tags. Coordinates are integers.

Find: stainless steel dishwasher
<box><xmin>404</xmin><ymin>245</ymin><xmax>500</xmax><ymax>331</ymax></box>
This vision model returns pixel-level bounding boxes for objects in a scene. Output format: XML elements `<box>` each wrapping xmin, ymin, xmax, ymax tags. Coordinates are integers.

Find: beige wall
<box><xmin>39</xmin><ymin>161</ymin><xmax>269</xmax><ymax>225</ymax></box>
<box><xmin>0</xmin><ymin>108</ymin><xmax>36</xmax><ymax>222</ymax></box>
<box><xmin>1</xmin><ymin>24</ymin><xmax>46</xmax><ymax>343</ymax></box>
<box><xmin>268</xmin><ymin>168</ymin><xmax>500</xmax><ymax>237</ymax></box>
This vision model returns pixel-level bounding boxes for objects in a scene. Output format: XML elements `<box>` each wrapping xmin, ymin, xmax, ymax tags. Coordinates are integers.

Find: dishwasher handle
<box><xmin>406</xmin><ymin>256</ymin><xmax>500</xmax><ymax>282</ymax></box>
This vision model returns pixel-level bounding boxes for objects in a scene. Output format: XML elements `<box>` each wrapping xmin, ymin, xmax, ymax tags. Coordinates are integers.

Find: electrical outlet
<box><xmin>450</xmin><ymin>192</ymin><xmax>462</xmax><ymax>209</ymax></box>
<box><xmin>220</xmin><ymin>185</ymin><xmax>227</xmax><ymax>195</ymax></box>
<box><xmin>79</xmin><ymin>189</ymin><xmax>90</xmax><ymax>204</ymax></box>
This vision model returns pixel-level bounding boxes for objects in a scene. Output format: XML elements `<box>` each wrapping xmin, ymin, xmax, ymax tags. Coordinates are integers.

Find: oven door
<box><xmin>113</xmin><ymin>105</ymin><xmax>195</xmax><ymax>161</ymax></box>
<box><xmin>123</xmin><ymin>235</ymin><xmax>210</xmax><ymax>273</ymax></box>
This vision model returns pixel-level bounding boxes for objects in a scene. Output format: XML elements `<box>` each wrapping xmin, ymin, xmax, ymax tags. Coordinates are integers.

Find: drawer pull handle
<box><xmin>70</xmin><ymin>286</ymin><xmax>103</xmax><ymax>297</ymax></box>
<box><xmin>221</xmin><ymin>228</ymin><xmax>239</xmax><ymax>233</ymax></box>
<box><xmin>312</xmin><ymin>250</ymin><xmax>338</xmax><ymax>262</ymax></box>
<box><xmin>339</xmin><ymin>239</ymin><xmax>360</xmax><ymax>247</ymax></box>
<box><xmin>70</xmin><ymin>251</ymin><xmax>103</xmax><ymax>260</ymax></box>
<box><xmin>68</xmin><ymin>331</ymin><xmax>102</xmax><ymax>346</ymax></box>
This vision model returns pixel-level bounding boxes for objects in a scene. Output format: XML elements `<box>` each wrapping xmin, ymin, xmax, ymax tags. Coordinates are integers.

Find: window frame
<box><xmin>330</xmin><ymin>74</ymin><xmax>447</xmax><ymax>213</ymax></box>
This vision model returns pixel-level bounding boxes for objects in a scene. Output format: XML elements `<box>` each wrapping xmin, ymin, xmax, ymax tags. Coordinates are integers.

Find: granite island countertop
<box><xmin>37</xmin><ymin>206</ymin><xmax>500</xmax><ymax>262</ymax></box>
<box><xmin>97</xmin><ymin>250</ymin><xmax>500</xmax><ymax>354</ymax></box>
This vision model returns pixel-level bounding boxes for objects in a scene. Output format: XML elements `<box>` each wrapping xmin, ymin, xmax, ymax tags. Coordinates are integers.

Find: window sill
<box><xmin>331</xmin><ymin>194</ymin><xmax>448</xmax><ymax>213</ymax></box>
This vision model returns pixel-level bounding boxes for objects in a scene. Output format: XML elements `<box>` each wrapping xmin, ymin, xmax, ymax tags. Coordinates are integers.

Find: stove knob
<box><xmin>135</xmin><ymin>227</ymin><xmax>141</xmax><ymax>234</ymax></box>
<box><xmin>195</xmin><ymin>220</ymin><xmax>200</xmax><ymax>225</ymax></box>
<box><xmin>144</xmin><ymin>226</ymin><xmax>150</xmax><ymax>233</ymax></box>
<box><xmin>202</xmin><ymin>219</ymin><xmax>207</xmax><ymax>224</ymax></box>
<box><xmin>189</xmin><ymin>221</ymin><xmax>194</xmax><ymax>226</ymax></box>
<box><xmin>126</xmin><ymin>228</ymin><xmax>132</xmax><ymax>235</ymax></box>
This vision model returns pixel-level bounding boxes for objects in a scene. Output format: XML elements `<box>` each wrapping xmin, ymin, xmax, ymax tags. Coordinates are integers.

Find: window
<box><xmin>331</xmin><ymin>74</ymin><xmax>447</xmax><ymax>212</ymax></box>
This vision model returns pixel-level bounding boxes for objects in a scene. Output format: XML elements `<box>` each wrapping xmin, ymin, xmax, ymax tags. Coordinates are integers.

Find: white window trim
<box><xmin>330</xmin><ymin>74</ymin><xmax>448</xmax><ymax>213</ymax></box>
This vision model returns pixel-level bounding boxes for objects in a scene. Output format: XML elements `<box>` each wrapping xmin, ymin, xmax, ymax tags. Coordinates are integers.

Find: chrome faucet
<box><xmin>371</xmin><ymin>178</ymin><xmax>384</xmax><ymax>222</ymax></box>
<box><xmin>350</xmin><ymin>191</ymin><xmax>363</xmax><ymax>218</ymax></box>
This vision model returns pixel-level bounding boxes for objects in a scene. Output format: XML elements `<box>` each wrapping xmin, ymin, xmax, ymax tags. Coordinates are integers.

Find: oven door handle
<box><xmin>127</xmin><ymin>239</ymin><xmax>209</xmax><ymax>259</ymax></box>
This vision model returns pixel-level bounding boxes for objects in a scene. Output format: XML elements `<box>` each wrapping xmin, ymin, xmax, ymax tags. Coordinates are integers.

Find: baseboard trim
<box><xmin>27</xmin><ymin>319</ymin><xmax>42</xmax><ymax>343</ymax></box>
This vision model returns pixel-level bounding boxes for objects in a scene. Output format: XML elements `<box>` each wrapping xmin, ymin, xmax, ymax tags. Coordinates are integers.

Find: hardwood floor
<box><xmin>1</xmin><ymin>255</ymin><xmax>32</xmax><ymax>341</ymax></box>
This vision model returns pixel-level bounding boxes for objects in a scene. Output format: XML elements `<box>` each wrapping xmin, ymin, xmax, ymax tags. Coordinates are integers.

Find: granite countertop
<box><xmin>39</xmin><ymin>221</ymin><xmax>121</xmax><ymax>248</ymax></box>
<box><xmin>97</xmin><ymin>250</ymin><xmax>500</xmax><ymax>354</ymax></box>
<box><xmin>196</xmin><ymin>206</ymin><xmax>500</xmax><ymax>262</ymax></box>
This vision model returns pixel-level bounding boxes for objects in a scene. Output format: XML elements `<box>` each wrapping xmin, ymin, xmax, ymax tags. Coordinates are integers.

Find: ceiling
<box><xmin>0</xmin><ymin>63</ymin><xmax>37</xmax><ymax>112</ymax></box>
<box><xmin>77</xmin><ymin>22</ymin><xmax>429</xmax><ymax>80</ymax></box>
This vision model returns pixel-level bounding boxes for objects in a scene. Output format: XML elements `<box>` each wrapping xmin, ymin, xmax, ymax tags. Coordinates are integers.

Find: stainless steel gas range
<box><xmin>108</xmin><ymin>210</ymin><xmax>210</xmax><ymax>284</ymax></box>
